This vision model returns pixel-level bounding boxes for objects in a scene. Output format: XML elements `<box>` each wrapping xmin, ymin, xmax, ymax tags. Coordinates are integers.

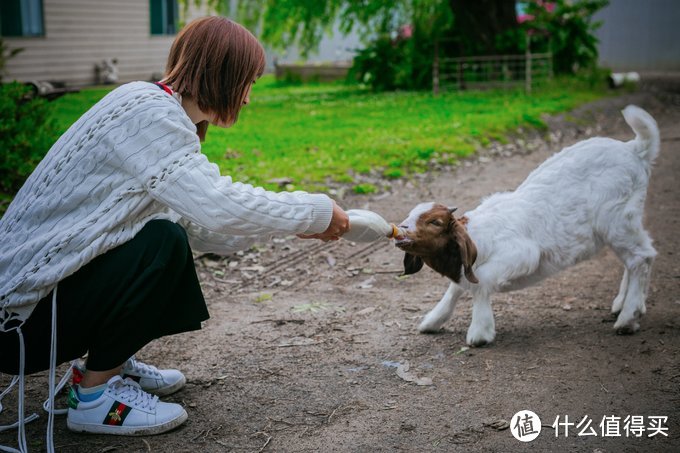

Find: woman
<box><xmin>0</xmin><ymin>16</ymin><xmax>349</xmax><ymax>439</ymax></box>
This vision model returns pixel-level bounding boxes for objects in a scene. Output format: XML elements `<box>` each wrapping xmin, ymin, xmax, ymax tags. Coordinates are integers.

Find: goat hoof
<box><xmin>418</xmin><ymin>325</ymin><xmax>444</xmax><ymax>334</ymax></box>
<box><xmin>466</xmin><ymin>332</ymin><xmax>495</xmax><ymax>347</ymax></box>
<box><xmin>614</xmin><ymin>321</ymin><xmax>640</xmax><ymax>335</ymax></box>
<box><xmin>418</xmin><ymin>318</ymin><xmax>446</xmax><ymax>333</ymax></box>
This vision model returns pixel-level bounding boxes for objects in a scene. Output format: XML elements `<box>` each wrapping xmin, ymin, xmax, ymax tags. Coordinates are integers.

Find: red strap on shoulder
<box><xmin>153</xmin><ymin>82</ymin><xmax>173</xmax><ymax>96</ymax></box>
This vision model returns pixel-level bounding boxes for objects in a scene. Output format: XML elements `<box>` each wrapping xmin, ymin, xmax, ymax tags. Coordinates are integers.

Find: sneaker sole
<box><xmin>149</xmin><ymin>375</ymin><xmax>187</xmax><ymax>397</ymax></box>
<box><xmin>67</xmin><ymin>409</ymin><xmax>188</xmax><ymax>436</ymax></box>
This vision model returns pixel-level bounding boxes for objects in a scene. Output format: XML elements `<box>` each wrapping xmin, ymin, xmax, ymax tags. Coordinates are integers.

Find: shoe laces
<box><xmin>108</xmin><ymin>376</ymin><xmax>158</xmax><ymax>411</ymax></box>
<box><xmin>125</xmin><ymin>356</ymin><xmax>161</xmax><ymax>378</ymax></box>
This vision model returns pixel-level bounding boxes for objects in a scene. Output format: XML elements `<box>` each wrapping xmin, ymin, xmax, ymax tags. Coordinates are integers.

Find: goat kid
<box><xmin>395</xmin><ymin>105</ymin><xmax>659</xmax><ymax>346</ymax></box>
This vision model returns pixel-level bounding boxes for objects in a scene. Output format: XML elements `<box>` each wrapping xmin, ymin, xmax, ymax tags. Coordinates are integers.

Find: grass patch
<box><xmin>352</xmin><ymin>183</ymin><xmax>377</xmax><ymax>194</ymax></box>
<box><xmin>48</xmin><ymin>75</ymin><xmax>609</xmax><ymax>192</ymax></box>
<box><xmin>50</xmin><ymin>86</ymin><xmax>113</xmax><ymax>131</ymax></box>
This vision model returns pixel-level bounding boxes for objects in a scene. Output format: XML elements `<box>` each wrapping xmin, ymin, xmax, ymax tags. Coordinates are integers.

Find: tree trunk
<box><xmin>449</xmin><ymin>0</ymin><xmax>519</xmax><ymax>55</ymax></box>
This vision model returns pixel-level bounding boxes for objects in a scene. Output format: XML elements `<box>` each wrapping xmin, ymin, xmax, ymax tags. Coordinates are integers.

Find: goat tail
<box><xmin>622</xmin><ymin>105</ymin><xmax>660</xmax><ymax>164</ymax></box>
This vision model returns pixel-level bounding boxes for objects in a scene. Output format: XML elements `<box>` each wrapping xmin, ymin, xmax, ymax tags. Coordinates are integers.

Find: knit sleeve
<box><xmin>177</xmin><ymin>218</ymin><xmax>266</xmax><ymax>254</ymax></box>
<box><xmin>116</xmin><ymin>101</ymin><xmax>334</xmax><ymax>237</ymax></box>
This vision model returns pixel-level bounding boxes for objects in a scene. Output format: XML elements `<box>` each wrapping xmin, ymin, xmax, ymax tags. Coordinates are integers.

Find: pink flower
<box><xmin>399</xmin><ymin>24</ymin><xmax>413</xmax><ymax>39</ymax></box>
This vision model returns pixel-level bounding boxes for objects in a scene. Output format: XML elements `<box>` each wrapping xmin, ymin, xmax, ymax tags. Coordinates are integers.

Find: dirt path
<box><xmin>2</xmin><ymin>85</ymin><xmax>679</xmax><ymax>452</ymax></box>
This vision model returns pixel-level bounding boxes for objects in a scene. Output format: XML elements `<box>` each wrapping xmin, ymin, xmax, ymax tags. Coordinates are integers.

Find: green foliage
<box><xmin>348</xmin><ymin>0</ymin><xmax>451</xmax><ymax>91</ymax></box>
<box><xmin>0</xmin><ymin>38</ymin><xmax>57</xmax><ymax>197</ymax></box>
<box><xmin>190</xmin><ymin>0</ymin><xmax>447</xmax><ymax>66</ymax></box>
<box><xmin>348</xmin><ymin>0</ymin><xmax>607</xmax><ymax>90</ymax></box>
<box><xmin>0</xmin><ymin>82</ymin><xmax>59</xmax><ymax>192</ymax></box>
<box><xmin>185</xmin><ymin>1</ymin><xmax>609</xmax><ymax>90</ymax></box>
<box><xmin>350</xmin><ymin>33</ymin><xmax>410</xmax><ymax>91</ymax></box>
<box><xmin>523</xmin><ymin>0</ymin><xmax>609</xmax><ymax>74</ymax></box>
<box><xmin>217</xmin><ymin>0</ymin><xmax>409</xmax><ymax>57</ymax></box>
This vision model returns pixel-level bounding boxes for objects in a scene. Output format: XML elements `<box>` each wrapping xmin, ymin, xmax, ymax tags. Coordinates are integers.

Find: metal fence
<box><xmin>433</xmin><ymin>49</ymin><xmax>553</xmax><ymax>95</ymax></box>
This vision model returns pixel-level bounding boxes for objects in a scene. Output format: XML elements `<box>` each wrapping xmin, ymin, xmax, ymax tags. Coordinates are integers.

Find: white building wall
<box><xmin>4</xmin><ymin>0</ymin><xmax>207</xmax><ymax>86</ymax></box>
<box><xmin>594</xmin><ymin>0</ymin><xmax>680</xmax><ymax>72</ymax></box>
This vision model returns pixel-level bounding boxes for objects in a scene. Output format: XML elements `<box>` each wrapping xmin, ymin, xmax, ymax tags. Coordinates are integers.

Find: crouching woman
<box><xmin>0</xmin><ymin>16</ymin><xmax>348</xmax><ymax>440</ymax></box>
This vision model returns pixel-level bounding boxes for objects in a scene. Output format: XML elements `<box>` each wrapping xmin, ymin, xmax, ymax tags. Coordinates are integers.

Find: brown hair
<box><xmin>163</xmin><ymin>16</ymin><xmax>265</xmax><ymax>140</ymax></box>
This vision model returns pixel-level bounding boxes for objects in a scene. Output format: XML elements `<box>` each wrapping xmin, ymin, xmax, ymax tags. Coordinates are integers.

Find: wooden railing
<box><xmin>433</xmin><ymin>46</ymin><xmax>552</xmax><ymax>95</ymax></box>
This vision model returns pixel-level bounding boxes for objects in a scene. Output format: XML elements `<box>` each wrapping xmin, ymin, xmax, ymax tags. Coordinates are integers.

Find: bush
<box><xmin>0</xmin><ymin>82</ymin><xmax>59</xmax><ymax>192</ymax></box>
<box><xmin>523</xmin><ymin>0</ymin><xmax>609</xmax><ymax>74</ymax></box>
<box><xmin>349</xmin><ymin>1</ymin><xmax>452</xmax><ymax>92</ymax></box>
<box><xmin>350</xmin><ymin>33</ymin><xmax>412</xmax><ymax>91</ymax></box>
<box><xmin>350</xmin><ymin>0</ymin><xmax>608</xmax><ymax>91</ymax></box>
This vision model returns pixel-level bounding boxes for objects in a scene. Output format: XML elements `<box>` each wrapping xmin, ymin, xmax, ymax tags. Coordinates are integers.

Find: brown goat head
<box><xmin>395</xmin><ymin>202</ymin><xmax>478</xmax><ymax>284</ymax></box>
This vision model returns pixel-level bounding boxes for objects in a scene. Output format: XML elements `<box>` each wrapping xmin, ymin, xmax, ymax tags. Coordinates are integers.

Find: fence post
<box><xmin>433</xmin><ymin>40</ymin><xmax>440</xmax><ymax>96</ymax></box>
<box><xmin>525</xmin><ymin>32</ymin><xmax>532</xmax><ymax>95</ymax></box>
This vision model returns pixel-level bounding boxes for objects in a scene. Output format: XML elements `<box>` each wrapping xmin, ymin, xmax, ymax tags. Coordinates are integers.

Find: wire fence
<box><xmin>433</xmin><ymin>45</ymin><xmax>553</xmax><ymax>95</ymax></box>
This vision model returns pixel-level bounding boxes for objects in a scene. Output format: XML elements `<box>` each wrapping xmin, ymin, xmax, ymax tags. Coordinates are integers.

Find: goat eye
<box><xmin>429</xmin><ymin>219</ymin><xmax>443</xmax><ymax>227</ymax></box>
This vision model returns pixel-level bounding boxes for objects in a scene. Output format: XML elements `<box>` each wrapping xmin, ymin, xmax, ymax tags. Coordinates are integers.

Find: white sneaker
<box><xmin>66</xmin><ymin>376</ymin><xmax>187</xmax><ymax>435</ymax></box>
<box><xmin>121</xmin><ymin>356</ymin><xmax>186</xmax><ymax>397</ymax></box>
<box><xmin>72</xmin><ymin>357</ymin><xmax>186</xmax><ymax>397</ymax></box>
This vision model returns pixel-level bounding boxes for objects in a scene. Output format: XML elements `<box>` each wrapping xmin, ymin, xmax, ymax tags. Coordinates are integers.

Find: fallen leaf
<box><xmin>292</xmin><ymin>302</ymin><xmax>329</xmax><ymax>313</ymax></box>
<box><xmin>483</xmin><ymin>419</ymin><xmax>510</xmax><ymax>430</ymax></box>
<box><xmin>382</xmin><ymin>360</ymin><xmax>401</xmax><ymax>368</ymax></box>
<box><xmin>358</xmin><ymin>277</ymin><xmax>376</xmax><ymax>289</ymax></box>
<box><xmin>254</xmin><ymin>293</ymin><xmax>273</xmax><ymax>303</ymax></box>
<box><xmin>396</xmin><ymin>361</ymin><xmax>433</xmax><ymax>386</ymax></box>
<box><xmin>276</xmin><ymin>337</ymin><xmax>325</xmax><ymax>347</ymax></box>
<box><xmin>242</xmin><ymin>265</ymin><xmax>265</xmax><ymax>273</ymax></box>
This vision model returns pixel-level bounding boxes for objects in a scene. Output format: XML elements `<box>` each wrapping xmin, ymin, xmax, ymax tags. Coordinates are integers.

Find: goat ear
<box><xmin>402</xmin><ymin>253</ymin><xmax>424</xmax><ymax>275</ymax></box>
<box><xmin>453</xmin><ymin>222</ymin><xmax>479</xmax><ymax>284</ymax></box>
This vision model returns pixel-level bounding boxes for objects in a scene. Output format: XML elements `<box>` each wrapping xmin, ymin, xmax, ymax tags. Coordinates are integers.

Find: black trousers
<box><xmin>0</xmin><ymin>220</ymin><xmax>209</xmax><ymax>375</ymax></box>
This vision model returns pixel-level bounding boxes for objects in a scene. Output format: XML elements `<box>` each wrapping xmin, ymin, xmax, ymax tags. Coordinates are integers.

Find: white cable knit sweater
<box><xmin>0</xmin><ymin>81</ymin><xmax>333</xmax><ymax>331</ymax></box>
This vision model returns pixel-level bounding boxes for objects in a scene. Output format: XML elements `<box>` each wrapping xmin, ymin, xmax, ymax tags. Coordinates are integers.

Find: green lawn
<box><xmin>50</xmin><ymin>75</ymin><xmax>608</xmax><ymax>193</ymax></box>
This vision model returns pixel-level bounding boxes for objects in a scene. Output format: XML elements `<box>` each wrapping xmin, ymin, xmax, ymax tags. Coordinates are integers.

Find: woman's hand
<box><xmin>298</xmin><ymin>201</ymin><xmax>350</xmax><ymax>242</ymax></box>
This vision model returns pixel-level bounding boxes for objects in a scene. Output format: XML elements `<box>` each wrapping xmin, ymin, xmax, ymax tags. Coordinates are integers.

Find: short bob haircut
<box><xmin>163</xmin><ymin>17</ymin><xmax>265</xmax><ymax>140</ymax></box>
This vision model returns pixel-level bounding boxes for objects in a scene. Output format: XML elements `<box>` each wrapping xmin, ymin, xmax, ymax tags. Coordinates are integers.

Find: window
<box><xmin>0</xmin><ymin>0</ymin><xmax>44</xmax><ymax>37</ymax></box>
<box><xmin>150</xmin><ymin>0</ymin><xmax>179</xmax><ymax>35</ymax></box>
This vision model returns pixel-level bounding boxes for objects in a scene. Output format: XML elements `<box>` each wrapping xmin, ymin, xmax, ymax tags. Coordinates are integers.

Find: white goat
<box><xmin>395</xmin><ymin>105</ymin><xmax>659</xmax><ymax>346</ymax></box>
